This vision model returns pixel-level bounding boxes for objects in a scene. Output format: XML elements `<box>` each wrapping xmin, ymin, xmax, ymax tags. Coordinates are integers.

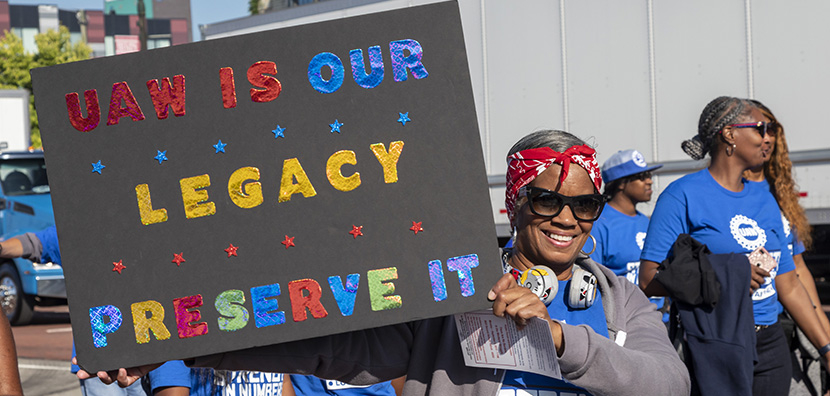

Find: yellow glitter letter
<box><xmin>135</xmin><ymin>184</ymin><xmax>168</xmax><ymax>225</ymax></box>
<box><xmin>370</xmin><ymin>141</ymin><xmax>404</xmax><ymax>184</ymax></box>
<box><xmin>326</xmin><ymin>150</ymin><xmax>361</xmax><ymax>192</ymax></box>
<box><xmin>367</xmin><ymin>267</ymin><xmax>402</xmax><ymax>311</ymax></box>
<box><xmin>180</xmin><ymin>174</ymin><xmax>216</xmax><ymax>219</ymax></box>
<box><xmin>131</xmin><ymin>300</ymin><xmax>172</xmax><ymax>344</ymax></box>
<box><xmin>228</xmin><ymin>167</ymin><xmax>263</xmax><ymax>209</ymax></box>
<box><xmin>278</xmin><ymin>158</ymin><xmax>317</xmax><ymax>203</ymax></box>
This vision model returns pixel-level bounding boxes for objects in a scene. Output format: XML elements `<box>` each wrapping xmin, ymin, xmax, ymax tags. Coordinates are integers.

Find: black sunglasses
<box><xmin>726</xmin><ymin>121</ymin><xmax>777</xmax><ymax>138</ymax></box>
<box><xmin>523</xmin><ymin>186</ymin><xmax>606</xmax><ymax>222</ymax></box>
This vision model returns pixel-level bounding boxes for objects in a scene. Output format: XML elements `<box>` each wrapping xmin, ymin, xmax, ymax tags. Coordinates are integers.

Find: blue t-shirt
<box><xmin>148</xmin><ymin>361</ymin><xmax>285</xmax><ymax>396</ymax></box>
<box><xmin>290</xmin><ymin>375</ymin><xmax>396</xmax><ymax>395</ymax></box>
<box><xmin>641</xmin><ymin>169</ymin><xmax>794</xmax><ymax>325</ymax></box>
<box><xmin>501</xmin><ymin>278</ymin><xmax>606</xmax><ymax>395</ymax></box>
<box><xmin>591</xmin><ymin>205</ymin><xmax>666</xmax><ymax>321</ymax></box>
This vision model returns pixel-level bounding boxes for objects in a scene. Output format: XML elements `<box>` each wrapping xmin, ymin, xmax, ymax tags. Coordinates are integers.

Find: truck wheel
<box><xmin>0</xmin><ymin>264</ymin><xmax>35</xmax><ymax>325</ymax></box>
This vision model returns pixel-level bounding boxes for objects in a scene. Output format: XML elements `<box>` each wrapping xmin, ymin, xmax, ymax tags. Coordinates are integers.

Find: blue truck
<box><xmin>0</xmin><ymin>150</ymin><xmax>64</xmax><ymax>325</ymax></box>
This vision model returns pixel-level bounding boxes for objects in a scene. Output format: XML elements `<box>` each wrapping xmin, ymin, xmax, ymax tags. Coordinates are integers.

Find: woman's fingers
<box><xmin>750</xmin><ymin>265</ymin><xmax>769</xmax><ymax>292</ymax></box>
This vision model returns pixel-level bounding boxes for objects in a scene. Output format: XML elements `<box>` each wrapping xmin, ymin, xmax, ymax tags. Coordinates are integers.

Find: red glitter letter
<box><xmin>247</xmin><ymin>61</ymin><xmax>282</xmax><ymax>103</ymax></box>
<box><xmin>107</xmin><ymin>82</ymin><xmax>145</xmax><ymax>126</ymax></box>
<box><xmin>288</xmin><ymin>279</ymin><xmax>328</xmax><ymax>322</ymax></box>
<box><xmin>146</xmin><ymin>75</ymin><xmax>186</xmax><ymax>119</ymax></box>
<box><xmin>219</xmin><ymin>67</ymin><xmax>237</xmax><ymax>109</ymax></box>
<box><xmin>65</xmin><ymin>90</ymin><xmax>100</xmax><ymax>132</ymax></box>
<box><xmin>173</xmin><ymin>295</ymin><xmax>208</xmax><ymax>339</ymax></box>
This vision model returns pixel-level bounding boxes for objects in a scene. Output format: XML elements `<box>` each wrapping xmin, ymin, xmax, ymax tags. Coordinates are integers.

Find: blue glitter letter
<box><xmin>349</xmin><ymin>46</ymin><xmax>384</xmax><ymax>89</ymax></box>
<box><xmin>447</xmin><ymin>254</ymin><xmax>479</xmax><ymax>297</ymax></box>
<box><xmin>308</xmin><ymin>52</ymin><xmax>345</xmax><ymax>94</ymax></box>
<box><xmin>389</xmin><ymin>39</ymin><xmax>429</xmax><ymax>82</ymax></box>
<box><xmin>89</xmin><ymin>305</ymin><xmax>123</xmax><ymax>348</ymax></box>
<box><xmin>327</xmin><ymin>274</ymin><xmax>360</xmax><ymax>316</ymax></box>
<box><xmin>251</xmin><ymin>283</ymin><xmax>285</xmax><ymax>328</ymax></box>
<box><xmin>428</xmin><ymin>260</ymin><xmax>447</xmax><ymax>302</ymax></box>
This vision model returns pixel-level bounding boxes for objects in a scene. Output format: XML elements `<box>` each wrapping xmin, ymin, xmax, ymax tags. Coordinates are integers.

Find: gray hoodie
<box><xmin>190</xmin><ymin>256</ymin><xmax>690</xmax><ymax>396</ymax></box>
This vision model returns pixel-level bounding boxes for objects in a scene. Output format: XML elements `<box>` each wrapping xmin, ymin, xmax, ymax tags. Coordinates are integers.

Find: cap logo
<box><xmin>632</xmin><ymin>151</ymin><xmax>647</xmax><ymax>167</ymax></box>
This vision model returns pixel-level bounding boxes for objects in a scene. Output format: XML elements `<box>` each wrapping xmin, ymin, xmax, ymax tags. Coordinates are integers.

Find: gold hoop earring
<box><xmin>581</xmin><ymin>234</ymin><xmax>597</xmax><ymax>256</ymax></box>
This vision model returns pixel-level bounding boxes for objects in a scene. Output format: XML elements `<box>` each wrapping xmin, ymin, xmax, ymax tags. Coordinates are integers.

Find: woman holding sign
<box><xmin>79</xmin><ymin>130</ymin><xmax>689</xmax><ymax>396</ymax></box>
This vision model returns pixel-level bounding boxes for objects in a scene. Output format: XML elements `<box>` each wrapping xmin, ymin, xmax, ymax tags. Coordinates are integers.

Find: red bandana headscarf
<box><xmin>505</xmin><ymin>144</ymin><xmax>602</xmax><ymax>229</ymax></box>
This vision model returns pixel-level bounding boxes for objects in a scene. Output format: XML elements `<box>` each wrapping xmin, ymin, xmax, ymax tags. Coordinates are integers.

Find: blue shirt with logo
<box><xmin>591</xmin><ymin>205</ymin><xmax>666</xmax><ymax>321</ymax></box>
<box><xmin>290</xmin><ymin>375</ymin><xmax>396</xmax><ymax>395</ymax></box>
<box><xmin>641</xmin><ymin>169</ymin><xmax>794</xmax><ymax>325</ymax></box>
<box><xmin>148</xmin><ymin>360</ymin><xmax>285</xmax><ymax>396</ymax></box>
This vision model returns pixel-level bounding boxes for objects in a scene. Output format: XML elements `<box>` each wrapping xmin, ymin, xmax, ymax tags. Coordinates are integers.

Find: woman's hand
<box><xmin>488</xmin><ymin>273</ymin><xmax>564</xmax><ymax>355</ymax></box>
<box><xmin>73</xmin><ymin>357</ymin><xmax>160</xmax><ymax>387</ymax></box>
<box><xmin>749</xmin><ymin>265</ymin><xmax>770</xmax><ymax>292</ymax></box>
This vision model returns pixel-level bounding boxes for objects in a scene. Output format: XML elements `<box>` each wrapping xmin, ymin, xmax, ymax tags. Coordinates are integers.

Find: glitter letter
<box><xmin>349</xmin><ymin>46</ymin><xmax>384</xmax><ymax>89</ymax></box>
<box><xmin>65</xmin><ymin>90</ymin><xmax>100</xmax><ymax>132</ymax></box>
<box><xmin>146</xmin><ymin>75</ymin><xmax>186</xmax><ymax>119</ymax></box>
<box><xmin>370</xmin><ymin>141</ymin><xmax>404</xmax><ymax>183</ymax></box>
<box><xmin>106</xmin><ymin>81</ymin><xmax>145</xmax><ymax>125</ymax></box>
<box><xmin>248</xmin><ymin>61</ymin><xmax>282</xmax><ymax>103</ymax></box>
<box><xmin>367</xmin><ymin>267</ymin><xmax>402</xmax><ymax>311</ymax></box>
<box><xmin>288</xmin><ymin>279</ymin><xmax>329</xmax><ymax>322</ymax></box>
<box><xmin>326</xmin><ymin>150</ymin><xmax>361</xmax><ymax>192</ymax></box>
<box><xmin>228</xmin><ymin>167</ymin><xmax>263</xmax><ymax>209</ymax></box>
<box><xmin>216</xmin><ymin>289</ymin><xmax>249</xmax><ymax>332</ymax></box>
<box><xmin>180</xmin><ymin>174</ymin><xmax>216</xmax><ymax>219</ymax></box>
<box><xmin>328</xmin><ymin>274</ymin><xmax>359</xmax><ymax>316</ymax></box>
<box><xmin>308</xmin><ymin>52</ymin><xmax>344</xmax><ymax>94</ymax></box>
<box><xmin>219</xmin><ymin>67</ymin><xmax>237</xmax><ymax>109</ymax></box>
<box><xmin>251</xmin><ymin>283</ymin><xmax>285</xmax><ymax>328</ymax></box>
<box><xmin>136</xmin><ymin>183</ymin><xmax>168</xmax><ymax>225</ymax></box>
<box><xmin>131</xmin><ymin>300</ymin><xmax>172</xmax><ymax>344</ymax></box>
<box><xmin>428</xmin><ymin>260</ymin><xmax>447</xmax><ymax>302</ymax></box>
<box><xmin>447</xmin><ymin>254</ymin><xmax>479</xmax><ymax>297</ymax></box>
<box><xmin>173</xmin><ymin>295</ymin><xmax>208</xmax><ymax>339</ymax></box>
<box><xmin>89</xmin><ymin>305</ymin><xmax>122</xmax><ymax>348</ymax></box>
<box><xmin>389</xmin><ymin>39</ymin><xmax>429</xmax><ymax>82</ymax></box>
<box><xmin>278</xmin><ymin>158</ymin><xmax>317</xmax><ymax>203</ymax></box>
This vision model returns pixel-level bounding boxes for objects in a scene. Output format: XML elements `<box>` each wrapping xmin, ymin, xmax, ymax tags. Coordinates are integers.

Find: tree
<box><xmin>0</xmin><ymin>26</ymin><xmax>91</xmax><ymax>148</ymax></box>
<box><xmin>249</xmin><ymin>0</ymin><xmax>261</xmax><ymax>15</ymax></box>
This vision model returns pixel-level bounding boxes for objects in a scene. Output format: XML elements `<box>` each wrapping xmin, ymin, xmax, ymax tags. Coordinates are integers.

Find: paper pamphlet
<box><xmin>454</xmin><ymin>309</ymin><xmax>561</xmax><ymax>379</ymax></box>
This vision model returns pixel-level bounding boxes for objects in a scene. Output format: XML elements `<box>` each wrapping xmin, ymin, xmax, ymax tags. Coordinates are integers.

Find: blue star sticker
<box><xmin>397</xmin><ymin>112</ymin><xmax>411</xmax><ymax>126</ymax></box>
<box><xmin>329</xmin><ymin>119</ymin><xmax>344</xmax><ymax>134</ymax></box>
<box><xmin>91</xmin><ymin>160</ymin><xmax>105</xmax><ymax>174</ymax></box>
<box><xmin>154</xmin><ymin>150</ymin><xmax>168</xmax><ymax>164</ymax></box>
<box><xmin>272</xmin><ymin>125</ymin><xmax>285</xmax><ymax>138</ymax></box>
<box><xmin>213</xmin><ymin>140</ymin><xmax>227</xmax><ymax>153</ymax></box>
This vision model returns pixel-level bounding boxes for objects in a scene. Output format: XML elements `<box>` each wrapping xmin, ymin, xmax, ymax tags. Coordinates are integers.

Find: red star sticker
<box><xmin>112</xmin><ymin>260</ymin><xmax>126</xmax><ymax>274</ymax></box>
<box><xmin>224</xmin><ymin>243</ymin><xmax>239</xmax><ymax>257</ymax></box>
<box><xmin>281</xmin><ymin>235</ymin><xmax>295</xmax><ymax>249</ymax></box>
<box><xmin>349</xmin><ymin>225</ymin><xmax>364</xmax><ymax>239</ymax></box>
<box><xmin>172</xmin><ymin>253</ymin><xmax>186</xmax><ymax>266</ymax></box>
<box><xmin>410</xmin><ymin>221</ymin><xmax>424</xmax><ymax>235</ymax></box>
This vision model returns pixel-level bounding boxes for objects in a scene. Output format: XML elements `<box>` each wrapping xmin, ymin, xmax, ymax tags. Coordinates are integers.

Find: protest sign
<box><xmin>31</xmin><ymin>1</ymin><xmax>500</xmax><ymax>372</ymax></box>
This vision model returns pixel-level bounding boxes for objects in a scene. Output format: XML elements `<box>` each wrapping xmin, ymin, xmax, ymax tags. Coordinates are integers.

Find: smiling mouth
<box><xmin>544</xmin><ymin>231</ymin><xmax>574</xmax><ymax>243</ymax></box>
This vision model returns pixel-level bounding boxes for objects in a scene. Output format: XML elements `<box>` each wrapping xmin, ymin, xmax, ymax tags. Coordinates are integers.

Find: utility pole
<box><xmin>137</xmin><ymin>0</ymin><xmax>147</xmax><ymax>51</ymax></box>
<box><xmin>76</xmin><ymin>10</ymin><xmax>88</xmax><ymax>44</ymax></box>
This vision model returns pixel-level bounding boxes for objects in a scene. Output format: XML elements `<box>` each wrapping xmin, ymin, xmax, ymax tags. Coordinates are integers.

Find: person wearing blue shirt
<box><xmin>590</xmin><ymin>149</ymin><xmax>666</xmax><ymax>321</ymax></box>
<box><xmin>0</xmin><ymin>225</ymin><xmax>148</xmax><ymax>396</ymax></box>
<box><xmin>639</xmin><ymin>96</ymin><xmax>830</xmax><ymax>396</ymax></box>
<box><xmin>146</xmin><ymin>360</ymin><xmax>289</xmax><ymax>396</ymax></box>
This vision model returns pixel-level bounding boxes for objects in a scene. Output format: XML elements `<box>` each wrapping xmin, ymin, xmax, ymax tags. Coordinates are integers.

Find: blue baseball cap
<box><xmin>602</xmin><ymin>149</ymin><xmax>663</xmax><ymax>183</ymax></box>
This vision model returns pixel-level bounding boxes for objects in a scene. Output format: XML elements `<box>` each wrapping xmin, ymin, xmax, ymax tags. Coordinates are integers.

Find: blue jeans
<box><xmin>79</xmin><ymin>377</ymin><xmax>146</xmax><ymax>396</ymax></box>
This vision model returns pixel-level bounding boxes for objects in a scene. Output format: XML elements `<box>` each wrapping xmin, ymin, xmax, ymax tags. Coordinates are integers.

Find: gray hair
<box><xmin>507</xmin><ymin>130</ymin><xmax>589</xmax><ymax>159</ymax></box>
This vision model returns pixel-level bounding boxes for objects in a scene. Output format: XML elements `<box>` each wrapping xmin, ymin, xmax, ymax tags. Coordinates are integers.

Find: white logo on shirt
<box><xmin>635</xmin><ymin>232</ymin><xmax>647</xmax><ymax>250</ymax></box>
<box><xmin>729</xmin><ymin>215</ymin><xmax>767</xmax><ymax>250</ymax></box>
<box><xmin>781</xmin><ymin>213</ymin><xmax>791</xmax><ymax>237</ymax></box>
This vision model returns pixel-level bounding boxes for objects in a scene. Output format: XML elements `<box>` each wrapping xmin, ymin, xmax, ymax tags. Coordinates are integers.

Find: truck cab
<box><xmin>0</xmin><ymin>151</ymin><xmax>64</xmax><ymax>325</ymax></box>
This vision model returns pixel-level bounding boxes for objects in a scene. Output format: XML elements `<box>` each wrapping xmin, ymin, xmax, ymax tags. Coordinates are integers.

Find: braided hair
<box><xmin>681</xmin><ymin>96</ymin><xmax>757</xmax><ymax>160</ymax></box>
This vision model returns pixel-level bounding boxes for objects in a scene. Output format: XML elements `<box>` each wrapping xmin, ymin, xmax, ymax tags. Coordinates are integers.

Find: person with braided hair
<box><xmin>742</xmin><ymin>100</ymin><xmax>829</xmax><ymax>396</ymax></box>
<box><xmin>639</xmin><ymin>96</ymin><xmax>830</xmax><ymax>396</ymax></box>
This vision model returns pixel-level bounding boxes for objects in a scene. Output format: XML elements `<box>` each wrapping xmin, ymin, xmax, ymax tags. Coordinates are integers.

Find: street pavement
<box><xmin>18</xmin><ymin>357</ymin><xmax>80</xmax><ymax>396</ymax></box>
<box><xmin>11</xmin><ymin>306</ymin><xmax>80</xmax><ymax>395</ymax></box>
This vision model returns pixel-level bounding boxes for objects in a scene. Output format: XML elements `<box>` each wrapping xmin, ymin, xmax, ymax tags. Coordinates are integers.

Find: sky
<box><xmin>8</xmin><ymin>0</ymin><xmax>251</xmax><ymax>41</ymax></box>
